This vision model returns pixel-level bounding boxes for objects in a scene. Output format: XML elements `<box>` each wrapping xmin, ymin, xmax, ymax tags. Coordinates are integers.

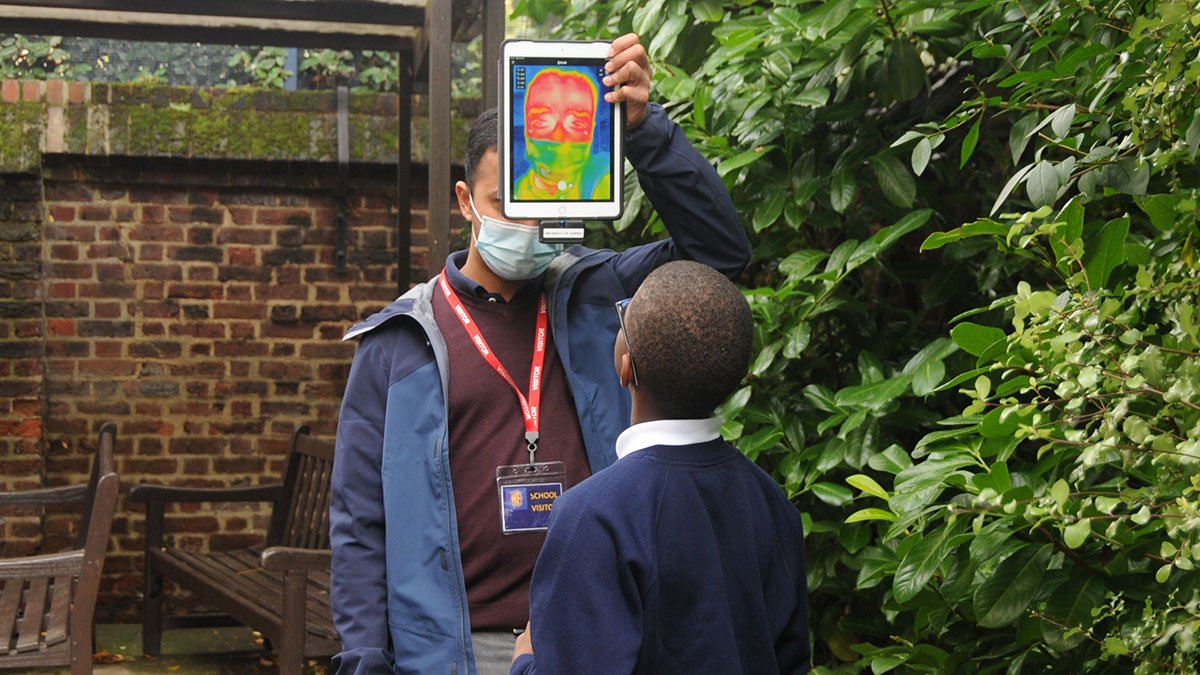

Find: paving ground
<box><xmin>38</xmin><ymin>625</ymin><xmax>328</xmax><ymax>674</ymax></box>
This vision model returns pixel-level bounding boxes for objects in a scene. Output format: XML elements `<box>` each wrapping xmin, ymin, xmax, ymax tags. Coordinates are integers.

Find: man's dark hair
<box><xmin>464</xmin><ymin>108</ymin><xmax>499</xmax><ymax>188</ymax></box>
<box><xmin>626</xmin><ymin>261</ymin><xmax>753</xmax><ymax>419</ymax></box>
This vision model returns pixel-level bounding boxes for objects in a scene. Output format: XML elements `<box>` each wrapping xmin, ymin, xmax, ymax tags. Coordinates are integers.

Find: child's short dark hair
<box><xmin>625</xmin><ymin>260</ymin><xmax>752</xmax><ymax>418</ymax></box>
<box><xmin>464</xmin><ymin>108</ymin><xmax>499</xmax><ymax>189</ymax></box>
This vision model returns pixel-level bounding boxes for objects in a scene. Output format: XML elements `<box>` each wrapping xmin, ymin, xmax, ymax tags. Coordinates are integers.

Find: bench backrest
<box><xmin>266</xmin><ymin>426</ymin><xmax>336</xmax><ymax>550</ymax></box>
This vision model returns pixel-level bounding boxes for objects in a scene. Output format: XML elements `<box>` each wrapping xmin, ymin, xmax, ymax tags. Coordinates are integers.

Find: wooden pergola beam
<box><xmin>0</xmin><ymin>3</ymin><xmax>421</xmax><ymax>50</ymax></box>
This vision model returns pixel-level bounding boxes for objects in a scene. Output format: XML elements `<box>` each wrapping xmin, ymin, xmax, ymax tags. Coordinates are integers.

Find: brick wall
<box><xmin>0</xmin><ymin>172</ymin><xmax>47</xmax><ymax>552</ymax></box>
<box><xmin>0</xmin><ymin>153</ymin><xmax>454</xmax><ymax>621</ymax></box>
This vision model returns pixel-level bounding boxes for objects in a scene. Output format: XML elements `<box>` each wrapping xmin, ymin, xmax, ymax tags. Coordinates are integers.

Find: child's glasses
<box><xmin>614</xmin><ymin>298</ymin><xmax>640</xmax><ymax>388</ymax></box>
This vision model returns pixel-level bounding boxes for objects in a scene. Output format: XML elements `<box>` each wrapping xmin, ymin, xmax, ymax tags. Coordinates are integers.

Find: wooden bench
<box><xmin>128</xmin><ymin>426</ymin><xmax>337</xmax><ymax>675</ymax></box>
<box><xmin>0</xmin><ymin>422</ymin><xmax>119</xmax><ymax>674</ymax></box>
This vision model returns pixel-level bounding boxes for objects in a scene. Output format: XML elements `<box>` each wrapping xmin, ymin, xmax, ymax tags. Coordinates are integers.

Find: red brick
<box><xmin>79</xmin><ymin>205</ymin><xmax>112</xmax><ymax>222</ymax></box>
<box><xmin>78</xmin><ymin>359</ymin><xmax>136</xmax><ymax>377</ymax></box>
<box><xmin>228</xmin><ymin>207</ymin><xmax>256</xmax><ymax>226</ymax></box>
<box><xmin>21</xmin><ymin>80</ymin><xmax>40</xmax><ymax>101</ymax></box>
<box><xmin>45</xmin><ymin>79</ymin><xmax>65</xmax><ymax>105</ymax></box>
<box><xmin>44</xmin><ymin>262</ymin><xmax>92</xmax><ymax>279</ymax></box>
<box><xmin>45</xmin><ymin>318</ymin><xmax>75</xmax><ymax>336</ymax></box>
<box><xmin>51</xmin><ymin>206</ymin><xmax>76</xmax><ymax>222</ymax></box>
<box><xmin>132</xmin><ymin>223</ymin><xmax>183</xmax><ymax>242</ymax></box>
<box><xmin>212</xmin><ymin>302</ymin><xmax>265</xmax><ymax>320</ymax></box>
<box><xmin>1</xmin><ymin>79</ymin><xmax>18</xmax><ymax>103</ymax></box>
<box><xmin>68</xmin><ymin>81</ymin><xmax>87</xmax><ymax>104</ymax></box>
<box><xmin>228</xmin><ymin>247</ymin><xmax>257</xmax><ymax>265</ymax></box>
<box><xmin>50</xmin><ymin>244</ymin><xmax>79</xmax><ymax>261</ymax></box>
<box><xmin>141</xmin><ymin>205</ymin><xmax>166</xmax><ymax>224</ymax></box>
<box><xmin>47</xmin><ymin>282</ymin><xmax>76</xmax><ymax>299</ymax></box>
<box><xmin>256</xmin><ymin>209</ymin><xmax>311</xmax><ymax>226</ymax></box>
<box><xmin>94</xmin><ymin>341</ymin><xmax>122</xmax><ymax>358</ymax></box>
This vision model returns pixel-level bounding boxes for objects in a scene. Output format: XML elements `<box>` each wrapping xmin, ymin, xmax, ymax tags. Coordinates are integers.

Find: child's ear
<box><xmin>618</xmin><ymin>353</ymin><xmax>635</xmax><ymax>389</ymax></box>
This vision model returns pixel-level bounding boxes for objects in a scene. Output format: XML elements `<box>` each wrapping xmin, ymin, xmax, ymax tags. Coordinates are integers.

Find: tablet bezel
<box><xmin>499</xmin><ymin>39</ymin><xmax>624</xmax><ymax>222</ymax></box>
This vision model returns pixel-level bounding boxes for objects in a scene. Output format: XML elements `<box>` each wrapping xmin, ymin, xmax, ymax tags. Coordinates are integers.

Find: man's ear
<box><xmin>454</xmin><ymin>181</ymin><xmax>474</xmax><ymax>224</ymax></box>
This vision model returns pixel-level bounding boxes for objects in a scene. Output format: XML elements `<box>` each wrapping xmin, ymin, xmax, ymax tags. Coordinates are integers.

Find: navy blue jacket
<box><xmin>330</xmin><ymin>104</ymin><xmax>751</xmax><ymax>675</ymax></box>
<box><xmin>511</xmin><ymin>440</ymin><xmax>810</xmax><ymax>675</ymax></box>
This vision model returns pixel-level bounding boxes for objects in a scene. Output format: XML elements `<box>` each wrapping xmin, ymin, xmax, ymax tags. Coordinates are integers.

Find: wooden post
<box><xmin>397</xmin><ymin>50</ymin><xmax>413</xmax><ymax>293</ymax></box>
<box><xmin>426</xmin><ymin>0</ymin><xmax>452</xmax><ymax>278</ymax></box>
<box><xmin>481</xmin><ymin>0</ymin><xmax>505</xmax><ymax>109</ymax></box>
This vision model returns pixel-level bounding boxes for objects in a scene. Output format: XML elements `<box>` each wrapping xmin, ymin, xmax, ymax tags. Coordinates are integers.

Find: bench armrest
<box><xmin>0</xmin><ymin>484</ymin><xmax>87</xmax><ymax>508</ymax></box>
<box><xmin>261</xmin><ymin>546</ymin><xmax>331</xmax><ymax>573</ymax></box>
<box><xmin>0</xmin><ymin>550</ymin><xmax>85</xmax><ymax>578</ymax></box>
<box><xmin>128</xmin><ymin>483</ymin><xmax>284</xmax><ymax>505</ymax></box>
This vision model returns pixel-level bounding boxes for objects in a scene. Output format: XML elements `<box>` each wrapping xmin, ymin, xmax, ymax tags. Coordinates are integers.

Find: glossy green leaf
<box><xmin>1137</xmin><ymin>194</ymin><xmax>1179</xmax><ymax>231</ymax></box>
<box><xmin>845</xmin><ymin>507</ymin><xmax>897</xmax><ymax>523</ymax></box>
<box><xmin>847</xmin><ymin>473</ymin><xmax>890</xmax><ymax>500</ymax></box>
<box><xmin>1063</xmin><ymin>519</ymin><xmax>1090</xmax><ymax>549</ymax></box>
<box><xmin>846</xmin><ymin>209</ymin><xmax>933</xmax><ymax>271</ymax></box>
<box><xmin>1025</xmin><ymin>160</ymin><xmax>1061</xmax><ymax>208</ymax></box>
<box><xmin>1009</xmin><ymin>112</ymin><xmax>1039</xmax><ymax>164</ymax></box>
<box><xmin>812</xmin><ymin>481</ymin><xmax>854</xmax><ymax>506</ymax></box>
<box><xmin>912</xmin><ymin>137</ymin><xmax>932</xmax><ymax>176</ymax></box>
<box><xmin>752</xmin><ymin>189</ymin><xmax>788</xmax><ymax>232</ymax></box>
<box><xmin>1042</xmin><ymin>576</ymin><xmax>1105</xmax><ymax>651</ymax></box>
<box><xmin>884</xmin><ymin>38</ymin><xmax>924</xmax><ymax>102</ymax></box>
<box><xmin>870</xmin><ymin>154</ymin><xmax>917</xmax><ymax>207</ymax></box>
<box><xmin>830</xmin><ymin>170</ymin><xmax>856</xmax><ymax>213</ymax></box>
<box><xmin>1187</xmin><ymin>109</ymin><xmax>1200</xmax><ymax>158</ymax></box>
<box><xmin>991</xmin><ymin>163</ymin><xmax>1035</xmax><ymax>215</ymax></box>
<box><xmin>1048</xmin><ymin>104</ymin><xmax>1075</xmax><ymax>139</ymax></box>
<box><xmin>690</xmin><ymin>0</ymin><xmax>724</xmax><ymax>22</ymax></box>
<box><xmin>920</xmin><ymin>219</ymin><xmax>1008</xmax><ymax>250</ymax></box>
<box><xmin>960</xmin><ymin>114</ymin><xmax>982</xmax><ymax>168</ymax></box>
<box><xmin>973</xmin><ymin>545</ymin><xmax>1052</xmax><ymax>628</ymax></box>
<box><xmin>893</xmin><ymin>530</ymin><xmax>947</xmax><ymax>603</ymax></box>
<box><xmin>793</xmin><ymin>87</ymin><xmax>830</xmax><ymax>108</ymax></box>
<box><xmin>1083</xmin><ymin>216</ymin><xmax>1129</xmax><ymax>289</ymax></box>
<box><xmin>950</xmin><ymin>322</ymin><xmax>1006</xmax><ymax>357</ymax></box>
<box><xmin>718</xmin><ymin>146</ymin><xmax>774</xmax><ymax>177</ymax></box>
<box><xmin>778</xmin><ymin>249</ymin><xmax>829</xmax><ymax>279</ymax></box>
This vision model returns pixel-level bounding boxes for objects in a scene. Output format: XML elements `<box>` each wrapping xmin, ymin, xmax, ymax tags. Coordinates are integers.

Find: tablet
<box><xmin>500</xmin><ymin>40</ymin><xmax>624</xmax><ymax>222</ymax></box>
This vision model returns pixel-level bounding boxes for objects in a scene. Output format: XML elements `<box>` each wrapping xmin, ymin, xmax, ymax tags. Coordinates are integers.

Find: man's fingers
<box><xmin>607</xmin><ymin>33</ymin><xmax>641</xmax><ymax>58</ymax></box>
<box><xmin>606</xmin><ymin>41</ymin><xmax>649</xmax><ymax>77</ymax></box>
<box><xmin>606</xmin><ymin>60</ymin><xmax>647</xmax><ymax>89</ymax></box>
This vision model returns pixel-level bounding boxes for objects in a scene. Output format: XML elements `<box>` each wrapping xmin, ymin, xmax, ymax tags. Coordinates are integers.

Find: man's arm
<box><xmin>330</xmin><ymin>334</ymin><xmax>394</xmax><ymax>675</ymax></box>
<box><xmin>509</xmin><ymin>493</ymin><xmax>644</xmax><ymax>675</ymax></box>
<box><xmin>603</xmin><ymin>34</ymin><xmax>751</xmax><ymax>288</ymax></box>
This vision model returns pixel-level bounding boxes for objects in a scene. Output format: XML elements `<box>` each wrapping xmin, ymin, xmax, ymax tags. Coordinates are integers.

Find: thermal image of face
<box><xmin>515</xmin><ymin>67</ymin><xmax>611</xmax><ymax>201</ymax></box>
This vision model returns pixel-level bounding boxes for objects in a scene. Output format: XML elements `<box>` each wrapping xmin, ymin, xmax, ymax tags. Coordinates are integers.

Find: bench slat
<box><xmin>0</xmin><ymin>578</ymin><xmax>24</xmax><ymax>653</ymax></box>
<box><xmin>15</xmin><ymin>577</ymin><xmax>47</xmax><ymax>652</ymax></box>
<box><xmin>43</xmin><ymin>575</ymin><xmax>73</xmax><ymax>648</ymax></box>
<box><xmin>208</xmin><ymin>551</ymin><xmax>335</xmax><ymax>636</ymax></box>
<box><xmin>161</xmin><ymin>549</ymin><xmax>336</xmax><ymax>640</ymax></box>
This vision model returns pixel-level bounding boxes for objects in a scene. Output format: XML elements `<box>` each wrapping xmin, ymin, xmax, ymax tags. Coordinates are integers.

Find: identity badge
<box><xmin>497</xmin><ymin>461</ymin><xmax>566</xmax><ymax>534</ymax></box>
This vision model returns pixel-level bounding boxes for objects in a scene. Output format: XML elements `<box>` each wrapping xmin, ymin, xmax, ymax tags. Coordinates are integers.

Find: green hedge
<box><xmin>518</xmin><ymin>0</ymin><xmax>1200</xmax><ymax>671</ymax></box>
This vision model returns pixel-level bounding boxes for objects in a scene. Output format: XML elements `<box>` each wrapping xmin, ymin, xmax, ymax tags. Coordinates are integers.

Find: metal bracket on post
<box><xmin>335</xmin><ymin>85</ymin><xmax>350</xmax><ymax>275</ymax></box>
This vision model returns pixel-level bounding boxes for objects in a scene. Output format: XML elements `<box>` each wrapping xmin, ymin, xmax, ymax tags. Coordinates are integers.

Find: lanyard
<box><xmin>439</xmin><ymin>271</ymin><xmax>548</xmax><ymax>463</ymax></box>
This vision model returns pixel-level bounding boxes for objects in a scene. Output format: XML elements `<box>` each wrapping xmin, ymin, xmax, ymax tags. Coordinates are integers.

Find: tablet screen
<box><xmin>509</xmin><ymin>57</ymin><xmax>614</xmax><ymax>203</ymax></box>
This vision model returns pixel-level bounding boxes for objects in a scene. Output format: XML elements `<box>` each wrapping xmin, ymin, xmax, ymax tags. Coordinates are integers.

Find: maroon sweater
<box><xmin>432</xmin><ymin>273</ymin><xmax>591</xmax><ymax>630</ymax></box>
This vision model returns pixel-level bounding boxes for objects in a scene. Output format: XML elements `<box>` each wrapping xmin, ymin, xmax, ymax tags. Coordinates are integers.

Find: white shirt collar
<box><xmin>614</xmin><ymin>417</ymin><xmax>724</xmax><ymax>460</ymax></box>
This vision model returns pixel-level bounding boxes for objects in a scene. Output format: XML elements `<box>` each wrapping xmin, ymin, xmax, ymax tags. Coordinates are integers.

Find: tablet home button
<box><xmin>558</xmin><ymin>206</ymin><xmax>567</xmax><ymax>215</ymax></box>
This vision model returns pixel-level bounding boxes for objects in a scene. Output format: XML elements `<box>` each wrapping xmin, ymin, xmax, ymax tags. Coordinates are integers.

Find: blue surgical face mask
<box><xmin>469</xmin><ymin>194</ymin><xmax>563</xmax><ymax>281</ymax></box>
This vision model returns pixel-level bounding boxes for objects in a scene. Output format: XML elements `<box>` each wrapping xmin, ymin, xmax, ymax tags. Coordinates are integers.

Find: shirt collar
<box><xmin>444</xmin><ymin>250</ymin><xmax>544</xmax><ymax>303</ymax></box>
<box><xmin>615</xmin><ymin>417</ymin><xmax>724</xmax><ymax>460</ymax></box>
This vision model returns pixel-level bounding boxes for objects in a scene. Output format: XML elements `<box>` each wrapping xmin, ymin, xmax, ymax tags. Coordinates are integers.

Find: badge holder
<box><xmin>496</xmin><ymin>433</ymin><xmax>567</xmax><ymax>535</ymax></box>
<box><xmin>539</xmin><ymin>220</ymin><xmax>587</xmax><ymax>244</ymax></box>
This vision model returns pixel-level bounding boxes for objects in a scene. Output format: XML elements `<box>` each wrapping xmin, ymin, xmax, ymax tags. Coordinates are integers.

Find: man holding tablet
<box><xmin>330</xmin><ymin>32</ymin><xmax>751</xmax><ymax>675</ymax></box>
